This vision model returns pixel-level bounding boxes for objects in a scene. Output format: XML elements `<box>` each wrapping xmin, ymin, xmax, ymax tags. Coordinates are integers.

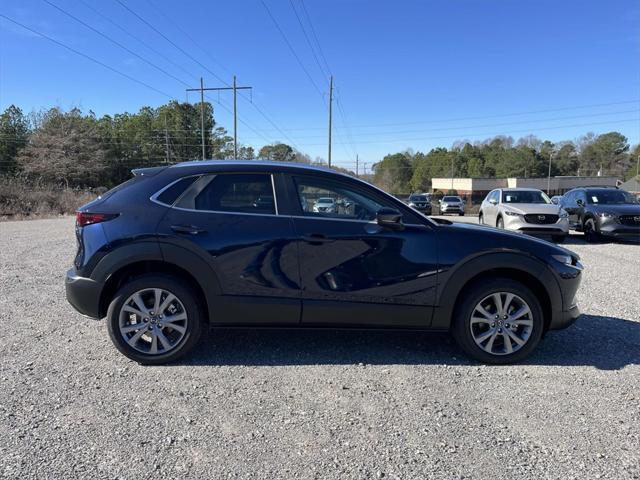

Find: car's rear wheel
<box><xmin>583</xmin><ymin>218</ymin><xmax>600</xmax><ymax>243</ymax></box>
<box><xmin>106</xmin><ymin>274</ymin><xmax>203</xmax><ymax>365</ymax></box>
<box><xmin>496</xmin><ymin>216</ymin><xmax>504</xmax><ymax>229</ymax></box>
<box><xmin>451</xmin><ymin>278</ymin><xmax>544</xmax><ymax>364</ymax></box>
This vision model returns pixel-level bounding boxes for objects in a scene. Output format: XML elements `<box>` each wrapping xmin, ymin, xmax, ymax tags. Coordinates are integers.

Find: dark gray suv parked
<box><xmin>560</xmin><ymin>187</ymin><xmax>640</xmax><ymax>242</ymax></box>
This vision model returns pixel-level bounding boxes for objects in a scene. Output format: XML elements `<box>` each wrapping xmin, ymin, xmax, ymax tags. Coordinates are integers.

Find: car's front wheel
<box><xmin>478</xmin><ymin>212</ymin><xmax>484</xmax><ymax>224</ymax></box>
<box><xmin>106</xmin><ymin>274</ymin><xmax>204</xmax><ymax>364</ymax></box>
<box><xmin>451</xmin><ymin>278</ymin><xmax>544</xmax><ymax>364</ymax></box>
<box><xmin>496</xmin><ymin>216</ymin><xmax>504</xmax><ymax>229</ymax></box>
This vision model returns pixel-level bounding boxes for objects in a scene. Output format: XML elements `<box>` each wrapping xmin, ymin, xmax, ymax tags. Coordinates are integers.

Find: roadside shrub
<box><xmin>0</xmin><ymin>177</ymin><xmax>96</xmax><ymax>220</ymax></box>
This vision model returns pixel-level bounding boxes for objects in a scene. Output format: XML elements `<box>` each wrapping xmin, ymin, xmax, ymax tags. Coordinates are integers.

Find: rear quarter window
<box><xmin>154</xmin><ymin>176</ymin><xmax>199</xmax><ymax>206</ymax></box>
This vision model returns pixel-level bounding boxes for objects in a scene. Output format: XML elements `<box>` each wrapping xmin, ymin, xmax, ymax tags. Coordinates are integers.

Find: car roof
<box><xmin>501</xmin><ymin>188</ymin><xmax>543</xmax><ymax>192</ymax></box>
<box><xmin>172</xmin><ymin>159</ymin><xmax>337</xmax><ymax>174</ymax></box>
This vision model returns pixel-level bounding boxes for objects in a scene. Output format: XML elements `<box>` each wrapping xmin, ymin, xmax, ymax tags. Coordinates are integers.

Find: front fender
<box><xmin>432</xmin><ymin>251</ymin><xmax>562</xmax><ymax>329</ymax></box>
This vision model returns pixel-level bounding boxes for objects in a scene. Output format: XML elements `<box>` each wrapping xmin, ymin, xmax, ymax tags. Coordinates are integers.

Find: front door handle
<box><xmin>302</xmin><ymin>233</ymin><xmax>333</xmax><ymax>244</ymax></box>
<box><xmin>171</xmin><ymin>224</ymin><xmax>206</xmax><ymax>235</ymax></box>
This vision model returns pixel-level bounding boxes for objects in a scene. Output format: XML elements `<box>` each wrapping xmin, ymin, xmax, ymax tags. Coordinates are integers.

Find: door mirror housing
<box><xmin>376</xmin><ymin>208</ymin><xmax>404</xmax><ymax>230</ymax></box>
<box><xmin>489</xmin><ymin>198</ymin><xmax>498</xmax><ymax>205</ymax></box>
<box><xmin>551</xmin><ymin>198</ymin><xmax>559</xmax><ymax>205</ymax></box>
<box><xmin>576</xmin><ymin>198</ymin><xmax>584</xmax><ymax>207</ymax></box>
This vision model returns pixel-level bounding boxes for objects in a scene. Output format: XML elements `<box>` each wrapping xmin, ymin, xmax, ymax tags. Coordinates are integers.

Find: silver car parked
<box><xmin>479</xmin><ymin>188</ymin><xmax>569</xmax><ymax>243</ymax></box>
<box><xmin>439</xmin><ymin>195</ymin><xmax>465</xmax><ymax>216</ymax></box>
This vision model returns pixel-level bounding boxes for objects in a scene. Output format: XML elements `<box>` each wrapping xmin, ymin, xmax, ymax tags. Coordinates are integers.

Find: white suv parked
<box><xmin>479</xmin><ymin>188</ymin><xmax>569</xmax><ymax>243</ymax></box>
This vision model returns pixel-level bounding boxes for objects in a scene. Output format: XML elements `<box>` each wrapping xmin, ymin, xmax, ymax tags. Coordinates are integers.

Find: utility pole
<box><xmin>450</xmin><ymin>156</ymin><xmax>454</xmax><ymax>191</ymax></box>
<box><xmin>199</xmin><ymin>77</ymin><xmax>205</xmax><ymax>160</ymax></box>
<box><xmin>356</xmin><ymin>154</ymin><xmax>359</xmax><ymax>178</ymax></box>
<box><xmin>164</xmin><ymin>115</ymin><xmax>170</xmax><ymax>164</ymax></box>
<box><xmin>328</xmin><ymin>75</ymin><xmax>333</xmax><ymax>167</ymax></box>
<box><xmin>547</xmin><ymin>152</ymin><xmax>552</xmax><ymax>194</ymax></box>
<box><xmin>186</xmin><ymin>76</ymin><xmax>252</xmax><ymax>160</ymax></box>
<box><xmin>233</xmin><ymin>76</ymin><xmax>238</xmax><ymax>160</ymax></box>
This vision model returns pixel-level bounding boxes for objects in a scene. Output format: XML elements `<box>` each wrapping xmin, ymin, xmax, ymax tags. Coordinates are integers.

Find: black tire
<box><xmin>583</xmin><ymin>218</ymin><xmax>600</xmax><ymax>243</ymax></box>
<box><xmin>451</xmin><ymin>278</ymin><xmax>544</xmax><ymax>364</ymax></box>
<box><xmin>496</xmin><ymin>216</ymin><xmax>504</xmax><ymax>229</ymax></box>
<box><xmin>551</xmin><ymin>235</ymin><xmax>566</xmax><ymax>244</ymax></box>
<box><xmin>478</xmin><ymin>213</ymin><xmax>484</xmax><ymax>225</ymax></box>
<box><xmin>106</xmin><ymin>274</ymin><xmax>204</xmax><ymax>365</ymax></box>
<box><xmin>459</xmin><ymin>212</ymin><xmax>464</xmax><ymax>216</ymax></box>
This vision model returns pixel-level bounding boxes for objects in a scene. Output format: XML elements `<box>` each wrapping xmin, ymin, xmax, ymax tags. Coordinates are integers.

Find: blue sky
<box><xmin>1</xmin><ymin>0</ymin><xmax>639</xmax><ymax>171</ymax></box>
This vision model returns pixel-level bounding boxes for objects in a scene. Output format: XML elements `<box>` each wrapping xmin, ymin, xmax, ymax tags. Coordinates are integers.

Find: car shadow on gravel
<box><xmin>176</xmin><ymin>314</ymin><xmax>639</xmax><ymax>370</ymax></box>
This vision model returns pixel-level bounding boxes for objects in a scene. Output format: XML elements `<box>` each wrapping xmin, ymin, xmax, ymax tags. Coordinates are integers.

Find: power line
<box><xmin>0</xmin><ymin>13</ymin><xmax>173</xmax><ymax>99</ymax></box>
<box><xmin>273</xmin><ymin>117</ymin><xmax>640</xmax><ymax>147</ymax></box>
<box><xmin>260</xmin><ymin>0</ymin><xmax>325</xmax><ymax>101</ymax></box>
<box><xmin>143</xmin><ymin>0</ymin><xmax>233</xmax><ymax>78</ymax></box>
<box><xmin>343</xmin><ymin>100</ymin><xmax>640</xmax><ymax>129</ymax></box>
<box><xmin>238</xmin><ymin>108</ymin><xmax>639</xmax><ymax>140</ymax></box>
<box><xmin>115</xmin><ymin>0</ymin><xmax>297</xmax><ymax>149</ymax></box>
<box><xmin>299</xmin><ymin>0</ymin><xmax>332</xmax><ymax>77</ymax></box>
<box><xmin>288</xmin><ymin>0</ymin><xmax>329</xmax><ymax>82</ymax></box>
<box><xmin>76</xmin><ymin>0</ymin><xmax>201</xmax><ymax>83</ymax></box>
<box><xmin>113</xmin><ymin>0</ymin><xmax>229</xmax><ymax>87</ymax></box>
<box><xmin>43</xmin><ymin>0</ymin><xmax>190</xmax><ymax>89</ymax></box>
<box><xmin>286</xmin><ymin>0</ymin><xmax>358</xmax><ymax>160</ymax></box>
<box><xmin>240</xmin><ymin>99</ymin><xmax>640</xmax><ymax>132</ymax></box>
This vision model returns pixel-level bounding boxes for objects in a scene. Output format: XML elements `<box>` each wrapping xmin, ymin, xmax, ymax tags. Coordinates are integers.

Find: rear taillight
<box><xmin>75</xmin><ymin>212</ymin><xmax>118</xmax><ymax>227</ymax></box>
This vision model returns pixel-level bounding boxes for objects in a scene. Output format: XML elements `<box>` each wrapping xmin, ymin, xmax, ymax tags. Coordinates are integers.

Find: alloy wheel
<box><xmin>119</xmin><ymin>288</ymin><xmax>188</xmax><ymax>355</ymax></box>
<box><xmin>469</xmin><ymin>292</ymin><xmax>533</xmax><ymax>355</ymax></box>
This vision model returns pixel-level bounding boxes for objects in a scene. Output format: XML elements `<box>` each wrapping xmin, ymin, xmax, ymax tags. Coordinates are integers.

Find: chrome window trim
<box><xmin>270</xmin><ymin>174</ymin><xmax>279</xmax><ymax>215</ymax></box>
<box><xmin>164</xmin><ymin>205</ymin><xmax>425</xmax><ymax>228</ymax></box>
<box><xmin>154</xmin><ymin>172</ymin><xmax>279</xmax><ymax>216</ymax></box>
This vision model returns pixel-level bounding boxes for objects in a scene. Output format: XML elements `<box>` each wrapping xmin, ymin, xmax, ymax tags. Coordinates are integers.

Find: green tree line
<box><xmin>0</xmin><ymin>102</ymin><xmax>316</xmax><ymax>188</ymax></box>
<box><xmin>374</xmin><ymin>133</ymin><xmax>638</xmax><ymax>193</ymax></box>
<box><xmin>1</xmin><ymin>103</ymin><xmax>638</xmax><ymax>192</ymax></box>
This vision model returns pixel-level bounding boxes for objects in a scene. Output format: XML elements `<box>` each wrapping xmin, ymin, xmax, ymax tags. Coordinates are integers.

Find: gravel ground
<box><xmin>0</xmin><ymin>216</ymin><xmax>638</xmax><ymax>480</ymax></box>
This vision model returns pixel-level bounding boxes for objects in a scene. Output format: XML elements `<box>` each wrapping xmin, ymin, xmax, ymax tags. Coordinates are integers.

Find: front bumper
<box><xmin>598</xmin><ymin>220</ymin><xmax>640</xmax><ymax>240</ymax></box>
<box><xmin>65</xmin><ymin>268</ymin><xmax>103</xmax><ymax>319</ymax></box>
<box><xmin>440</xmin><ymin>205</ymin><xmax>464</xmax><ymax>213</ymax></box>
<box><xmin>548</xmin><ymin>259</ymin><xmax>583</xmax><ymax>330</ymax></box>
<box><xmin>504</xmin><ymin>215</ymin><xmax>569</xmax><ymax>236</ymax></box>
<box><xmin>551</xmin><ymin>304</ymin><xmax>581</xmax><ymax>330</ymax></box>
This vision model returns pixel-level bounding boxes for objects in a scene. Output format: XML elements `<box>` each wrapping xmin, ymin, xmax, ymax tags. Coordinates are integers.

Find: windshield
<box><xmin>442</xmin><ymin>196</ymin><xmax>461</xmax><ymax>202</ymax></box>
<box><xmin>410</xmin><ymin>195</ymin><xmax>428</xmax><ymax>201</ymax></box>
<box><xmin>586</xmin><ymin>190</ymin><xmax>638</xmax><ymax>205</ymax></box>
<box><xmin>503</xmin><ymin>190</ymin><xmax>550</xmax><ymax>204</ymax></box>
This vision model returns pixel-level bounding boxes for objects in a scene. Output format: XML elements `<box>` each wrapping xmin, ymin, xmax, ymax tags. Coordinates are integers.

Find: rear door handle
<box><xmin>302</xmin><ymin>233</ymin><xmax>333</xmax><ymax>244</ymax></box>
<box><xmin>171</xmin><ymin>224</ymin><xmax>206</xmax><ymax>235</ymax></box>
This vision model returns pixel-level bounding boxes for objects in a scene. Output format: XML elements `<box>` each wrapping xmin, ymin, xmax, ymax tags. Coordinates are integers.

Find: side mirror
<box><xmin>576</xmin><ymin>199</ymin><xmax>584</xmax><ymax>207</ymax></box>
<box><xmin>489</xmin><ymin>198</ymin><xmax>498</xmax><ymax>205</ymax></box>
<box><xmin>376</xmin><ymin>208</ymin><xmax>404</xmax><ymax>230</ymax></box>
<box><xmin>551</xmin><ymin>198</ymin><xmax>559</xmax><ymax>205</ymax></box>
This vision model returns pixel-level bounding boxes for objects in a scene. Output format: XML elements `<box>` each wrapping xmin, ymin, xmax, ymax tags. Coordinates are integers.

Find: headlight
<box><xmin>552</xmin><ymin>254</ymin><xmax>573</xmax><ymax>266</ymax></box>
<box><xmin>503</xmin><ymin>210</ymin><xmax>520</xmax><ymax>216</ymax></box>
<box><xmin>598</xmin><ymin>212</ymin><xmax>616</xmax><ymax>218</ymax></box>
<box><xmin>409</xmin><ymin>202</ymin><xmax>416</xmax><ymax>207</ymax></box>
<box><xmin>559</xmin><ymin>210</ymin><xmax>569</xmax><ymax>218</ymax></box>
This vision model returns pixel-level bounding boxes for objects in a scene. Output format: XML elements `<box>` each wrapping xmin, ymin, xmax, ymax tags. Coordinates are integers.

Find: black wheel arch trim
<box><xmin>89</xmin><ymin>239</ymin><xmax>223</xmax><ymax>321</ymax></box>
<box><xmin>432</xmin><ymin>251</ymin><xmax>563</xmax><ymax>330</ymax></box>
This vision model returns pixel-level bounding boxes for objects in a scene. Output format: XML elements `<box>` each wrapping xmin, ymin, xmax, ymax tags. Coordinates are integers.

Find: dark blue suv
<box><xmin>66</xmin><ymin>161</ymin><xmax>583</xmax><ymax>364</ymax></box>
